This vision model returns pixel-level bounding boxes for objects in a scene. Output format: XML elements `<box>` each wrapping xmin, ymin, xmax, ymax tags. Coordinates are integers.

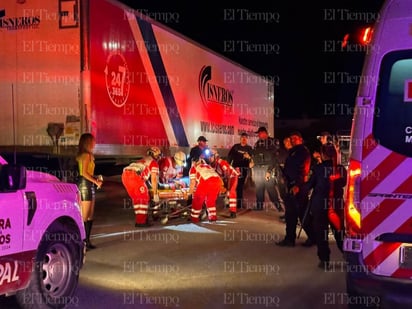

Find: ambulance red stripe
<box><xmin>391</xmin><ymin>266</ymin><xmax>412</xmax><ymax>278</ymax></box>
<box><xmin>361</xmin><ymin>133</ymin><xmax>378</xmax><ymax>158</ymax></box>
<box><xmin>360</xmin><ymin>151</ymin><xmax>406</xmax><ymax>201</ymax></box>
<box><xmin>361</xmin><ymin>199</ymin><xmax>404</xmax><ymax>234</ymax></box>
<box><xmin>364</xmin><ymin>217</ymin><xmax>412</xmax><ymax>271</ymax></box>
<box><xmin>364</xmin><ymin>242</ymin><xmax>399</xmax><ymax>271</ymax></box>
<box><xmin>392</xmin><ymin>173</ymin><xmax>412</xmax><ymax>194</ymax></box>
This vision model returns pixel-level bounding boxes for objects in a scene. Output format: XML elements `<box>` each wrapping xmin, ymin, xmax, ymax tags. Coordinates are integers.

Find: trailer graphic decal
<box><xmin>136</xmin><ymin>17</ymin><xmax>189</xmax><ymax>147</ymax></box>
<box><xmin>104</xmin><ymin>52</ymin><xmax>130</xmax><ymax>108</ymax></box>
<box><xmin>58</xmin><ymin>0</ymin><xmax>79</xmax><ymax>29</ymax></box>
<box><xmin>0</xmin><ymin>0</ymin><xmax>273</xmax><ymax>154</ymax></box>
<box><xmin>199</xmin><ymin>65</ymin><xmax>234</xmax><ymax>107</ymax></box>
<box><xmin>90</xmin><ymin>0</ymin><xmax>170</xmax><ymax>146</ymax></box>
<box><xmin>0</xmin><ymin>9</ymin><xmax>40</xmax><ymax>30</ymax></box>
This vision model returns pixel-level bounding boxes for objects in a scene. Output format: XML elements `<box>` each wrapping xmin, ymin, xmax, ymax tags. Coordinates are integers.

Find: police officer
<box><xmin>252</xmin><ymin>127</ymin><xmax>282</xmax><ymax>211</ymax></box>
<box><xmin>276</xmin><ymin>131</ymin><xmax>315</xmax><ymax>247</ymax></box>
<box><xmin>227</xmin><ymin>132</ymin><xmax>253</xmax><ymax>209</ymax></box>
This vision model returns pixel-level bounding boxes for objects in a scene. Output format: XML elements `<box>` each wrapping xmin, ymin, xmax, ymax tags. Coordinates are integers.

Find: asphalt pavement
<box><xmin>1</xmin><ymin>177</ymin><xmax>349</xmax><ymax>309</ymax></box>
<box><xmin>77</xmin><ymin>177</ymin><xmax>348</xmax><ymax>309</ymax></box>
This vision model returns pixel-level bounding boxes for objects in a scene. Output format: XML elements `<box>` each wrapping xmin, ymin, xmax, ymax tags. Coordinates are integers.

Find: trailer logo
<box><xmin>59</xmin><ymin>0</ymin><xmax>79</xmax><ymax>29</ymax></box>
<box><xmin>199</xmin><ymin>66</ymin><xmax>233</xmax><ymax>108</ymax></box>
<box><xmin>104</xmin><ymin>53</ymin><xmax>130</xmax><ymax>108</ymax></box>
<box><xmin>0</xmin><ymin>9</ymin><xmax>40</xmax><ymax>31</ymax></box>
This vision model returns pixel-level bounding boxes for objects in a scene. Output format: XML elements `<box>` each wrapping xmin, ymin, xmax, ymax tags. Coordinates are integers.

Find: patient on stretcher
<box><xmin>158</xmin><ymin>151</ymin><xmax>189</xmax><ymax>190</ymax></box>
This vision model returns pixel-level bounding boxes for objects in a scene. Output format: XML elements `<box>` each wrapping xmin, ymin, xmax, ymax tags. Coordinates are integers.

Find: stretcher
<box><xmin>148</xmin><ymin>176</ymin><xmax>228</xmax><ymax>224</ymax></box>
<box><xmin>150</xmin><ymin>188</ymin><xmax>209</xmax><ymax>224</ymax></box>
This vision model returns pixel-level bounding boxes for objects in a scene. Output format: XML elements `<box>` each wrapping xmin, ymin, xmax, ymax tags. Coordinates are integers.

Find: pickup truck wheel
<box><xmin>16</xmin><ymin>230</ymin><xmax>81</xmax><ymax>309</ymax></box>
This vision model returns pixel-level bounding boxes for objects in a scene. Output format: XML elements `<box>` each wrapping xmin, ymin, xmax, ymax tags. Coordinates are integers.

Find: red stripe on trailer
<box><xmin>361</xmin><ymin>199</ymin><xmax>404</xmax><ymax>234</ymax></box>
<box><xmin>360</xmin><ymin>151</ymin><xmax>406</xmax><ymax>200</ymax></box>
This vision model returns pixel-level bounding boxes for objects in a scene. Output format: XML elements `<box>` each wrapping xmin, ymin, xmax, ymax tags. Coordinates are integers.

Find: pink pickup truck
<box><xmin>0</xmin><ymin>155</ymin><xmax>85</xmax><ymax>308</ymax></box>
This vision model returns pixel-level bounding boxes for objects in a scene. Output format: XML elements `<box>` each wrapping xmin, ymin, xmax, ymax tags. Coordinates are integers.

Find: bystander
<box><xmin>185</xmin><ymin>136</ymin><xmax>210</xmax><ymax>175</ymax></box>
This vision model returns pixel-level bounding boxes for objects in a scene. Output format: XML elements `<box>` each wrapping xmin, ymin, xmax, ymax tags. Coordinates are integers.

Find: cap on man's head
<box><xmin>320</xmin><ymin>131</ymin><xmax>331</xmax><ymax>137</ymax></box>
<box><xmin>240</xmin><ymin>132</ymin><xmax>248</xmax><ymax>137</ymax></box>
<box><xmin>289</xmin><ymin>131</ymin><xmax>302</xmax><ymax>138</ymax></box>
<box><xmin>318</xmin><ymin>131</ymin><xmax>333</xmax><ymax>144</ymax></box>
<box><xmin>197</xmin><ymin>136</ymin><xmax>208</xmax><ymax>142</ymax></box>
<box><xmin>255</xmin><ymin>127</ymin><xmax>267</xmax><ymax>134</ymax></box>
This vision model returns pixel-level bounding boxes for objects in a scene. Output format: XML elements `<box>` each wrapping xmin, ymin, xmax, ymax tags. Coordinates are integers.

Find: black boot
<box><xmin>84</xmin><ymin>220</ymin><xmax>96</xmax><ymax>250</ymax></box>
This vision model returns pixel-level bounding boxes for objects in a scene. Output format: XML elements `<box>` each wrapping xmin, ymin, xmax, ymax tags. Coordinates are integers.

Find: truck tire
<box><xmin>16</xmin><ymin>228</ymin><xmax>82</xmax><ymax>309</ymax></box>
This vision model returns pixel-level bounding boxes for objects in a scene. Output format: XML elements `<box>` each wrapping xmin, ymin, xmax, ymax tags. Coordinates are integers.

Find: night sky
<box><xmin>118</xmin><ymin>0</ymin><xmax>384</xmax><ymax>135</ymax></box>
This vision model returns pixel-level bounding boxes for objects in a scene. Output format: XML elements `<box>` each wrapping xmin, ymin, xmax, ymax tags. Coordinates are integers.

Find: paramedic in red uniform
<box><xmin>209</xmin><ymin>148</ymin><xmax>240</xmax><ymax>218</ymax></box>
<box><xmin>122</xmin><ymin>147</ymin><xmax>161</xmax><ymax>227</ymax></box>
<box><xmin>158</xmin><ymin>150</ymin><xmax>188</xmax><ymax>189</ymax></box>
<box><xmin>185</xmin><ymin>156</ymin><xmax>223</xmax><ymax>223</ymax></box>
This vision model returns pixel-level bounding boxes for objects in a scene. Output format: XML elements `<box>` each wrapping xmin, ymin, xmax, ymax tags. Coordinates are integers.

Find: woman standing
<box><xmin>76</xmin><ymin>133</ymin><xmax>103</xmax><ymax>250</ymax></box>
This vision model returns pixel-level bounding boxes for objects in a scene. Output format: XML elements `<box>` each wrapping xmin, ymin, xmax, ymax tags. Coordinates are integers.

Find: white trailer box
<box><xmin>0</xmin><ymin>0</ymin><xmax>275</xmax><ymax>158</ymax></box>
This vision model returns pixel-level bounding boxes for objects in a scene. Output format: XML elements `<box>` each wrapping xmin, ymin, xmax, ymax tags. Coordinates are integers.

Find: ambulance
<box><xmin>344</xmin><ymin>0</ymin><xmax>412</xmax><ymax>307</ymax></box>
<box><xmin>0</xmin><ymin>155</ymin><xmax>85</xmax><ymax>308</ymax></box>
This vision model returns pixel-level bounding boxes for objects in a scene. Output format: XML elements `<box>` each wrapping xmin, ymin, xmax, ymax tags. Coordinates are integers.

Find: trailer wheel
<box><xmin>16</xmin><ymin>227</ymin><xmax>82</xmax><ymax>309</ymax></box>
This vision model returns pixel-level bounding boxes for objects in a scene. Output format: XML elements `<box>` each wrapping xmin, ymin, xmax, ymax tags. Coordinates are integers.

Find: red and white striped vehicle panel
<box><xmin>358</xmin><ymin>132</ymin><xmax>412</xmax><ymax>278</ymax></box>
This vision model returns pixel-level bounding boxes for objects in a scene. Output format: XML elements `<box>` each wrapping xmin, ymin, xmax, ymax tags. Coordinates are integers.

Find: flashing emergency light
<box><xmin>342</xmin><ymin>33</ymin><xmax>350</xmax><ymax>48</ymax></box>
<box><xmin>345</xmin><ymin>159</ymin><xmax>362</xmax><ymax>237</ymax></box>
<box><xmin>342</xmin><ymin>26</ymin><xmax>373</xmax><ymax>49</ymax></box>
<box><xmin>360</xmin><ymin>26</ymin><xmax>373</xmax><ymax>45</ymax></box>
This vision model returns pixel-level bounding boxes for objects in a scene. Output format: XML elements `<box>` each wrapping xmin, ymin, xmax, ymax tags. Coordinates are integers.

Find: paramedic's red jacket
<box><xmin>188</xmin><ymin>161</ymin><xmax>222</xmax><ymax>222</ymax></box>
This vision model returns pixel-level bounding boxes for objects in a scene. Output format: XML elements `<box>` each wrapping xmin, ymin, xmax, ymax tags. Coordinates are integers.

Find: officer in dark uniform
<box><xmin>251</xmin><ymin>127</ymin><xmax>282</xmax><ymax>211</ymax></box>
<box><xmin>276</xmin><ymin>131</ymin><xmax>315</xmax><ymax>247</ymax></box>
<box><xmin>228</xmin><ymin>132</ymin><xmax>253</xmax><ymax>209</ymax></box>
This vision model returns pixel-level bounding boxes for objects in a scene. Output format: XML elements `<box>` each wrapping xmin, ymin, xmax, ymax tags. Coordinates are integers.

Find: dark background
<box><xmin>118</xmin><ymin>1</ymin><xmax>385</xmax><ymax>137</ymax></box>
